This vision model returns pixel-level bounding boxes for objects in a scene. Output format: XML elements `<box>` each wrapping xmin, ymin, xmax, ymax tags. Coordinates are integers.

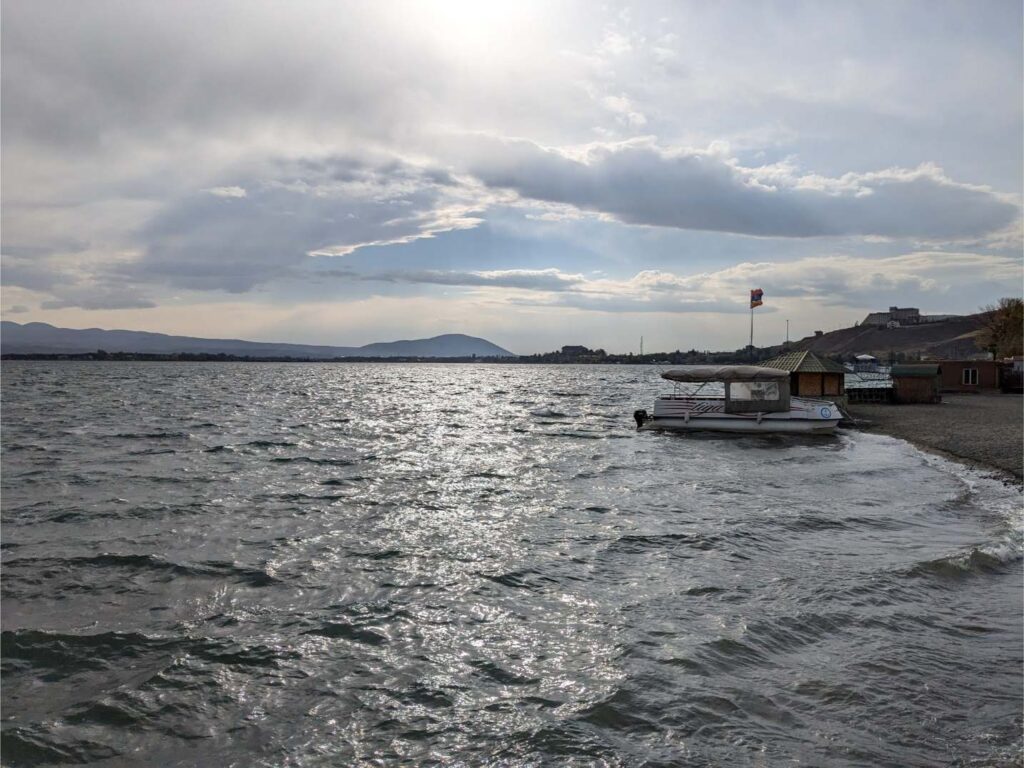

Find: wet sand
<box><xmin>847</xmin><ymin>393</ymin><xmax>1023</xmax><ymax>480</ymax></box>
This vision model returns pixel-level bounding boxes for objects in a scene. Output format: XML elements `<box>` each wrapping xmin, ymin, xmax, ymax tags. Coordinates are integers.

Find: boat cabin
<box><xmin>661</xmin><ymin>366</ymin><xmax>791</xmax><ymax>414</ymax></box>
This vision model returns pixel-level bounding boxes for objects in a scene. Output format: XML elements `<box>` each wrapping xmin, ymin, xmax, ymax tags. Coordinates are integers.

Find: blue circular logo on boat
<box><xmin>820</xmin><ymin>407</ymin><xmax>832</xmax><ymax>419</ymax></box>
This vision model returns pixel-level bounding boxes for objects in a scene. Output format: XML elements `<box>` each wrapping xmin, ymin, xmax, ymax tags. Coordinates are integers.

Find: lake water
<box><xmin>2</xmin><ymin>362</ymin><xmax>1021</xmax><ymax>767</ymax></box>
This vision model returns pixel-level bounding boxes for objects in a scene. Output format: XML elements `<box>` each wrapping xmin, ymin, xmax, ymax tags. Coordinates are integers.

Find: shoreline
<box><xmin>846</xmin><ymin>394</ymin><xmax>1023</xmax><ymax>483</ymax></box>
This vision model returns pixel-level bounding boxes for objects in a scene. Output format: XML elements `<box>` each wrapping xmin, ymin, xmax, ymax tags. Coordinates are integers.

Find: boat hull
<box><xmin>640</xmin><ymin>416</ymin><xmax>840</xmax><ymax>434</ymax></box>
<box><xmin>638</xmin><ymin>395</ymin><xmax>841</xmax><ymax>434</ymax></box>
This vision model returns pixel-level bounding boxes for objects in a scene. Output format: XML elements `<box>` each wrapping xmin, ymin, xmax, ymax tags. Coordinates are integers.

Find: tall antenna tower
<box><xmin>640</xmin><ymin>336</ymin><xmax>644</xmax><ymax>357</ymax></box>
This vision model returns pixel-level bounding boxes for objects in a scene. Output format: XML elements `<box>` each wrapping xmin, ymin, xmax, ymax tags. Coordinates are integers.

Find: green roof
<box><xmin>891</xmin><ymin>364</ymin><xmax>941</xmax><ymax>378</ymax></box>
<box><xmin>760</xmin><ymin>350</ymin><xmax>847</xmax><ymax>374</ymax></box>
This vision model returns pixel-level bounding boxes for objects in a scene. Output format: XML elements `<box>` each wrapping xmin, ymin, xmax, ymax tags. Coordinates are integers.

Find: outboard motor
<box><xmin>633</xmin><ymin>409</ymin><xmax>648</xmax><ymax>429</ymax></box>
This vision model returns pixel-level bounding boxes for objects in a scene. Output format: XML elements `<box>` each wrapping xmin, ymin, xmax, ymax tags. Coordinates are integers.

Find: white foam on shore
<box><xmin>917</xmin><ymin>442</ymin><xmax>1024</xmax><ymax>565</ymax></box>
<box><xmin>848</xmin><ymin>429</ymin><xmax>1023</xmax><ymax>565</ymax></box>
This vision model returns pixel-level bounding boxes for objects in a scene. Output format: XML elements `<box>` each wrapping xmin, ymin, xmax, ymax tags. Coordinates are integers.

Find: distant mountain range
<box><xmin>0</xmin><ymin>321</ymin><xmax>514</xmax><ymax>358</ymax></box>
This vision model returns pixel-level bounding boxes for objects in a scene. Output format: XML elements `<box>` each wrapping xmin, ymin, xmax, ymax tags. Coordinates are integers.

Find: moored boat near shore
<box><xmin>634</xmin><ymin>365</ymin><xmax>841</xmax><ymax>434</ymax></box>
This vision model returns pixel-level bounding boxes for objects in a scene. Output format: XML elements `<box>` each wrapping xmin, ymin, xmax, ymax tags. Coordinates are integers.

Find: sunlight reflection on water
<box><xmin>1</xmin><ymin>362</ymin><xmax>1021</xmax><ymax>767</ymax></box>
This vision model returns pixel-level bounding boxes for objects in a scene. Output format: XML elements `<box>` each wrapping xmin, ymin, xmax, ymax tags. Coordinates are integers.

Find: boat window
<box><xmin>729</xmin><ymin>381</ymin><xmax>780</xmax><ymax>401</ymax></box>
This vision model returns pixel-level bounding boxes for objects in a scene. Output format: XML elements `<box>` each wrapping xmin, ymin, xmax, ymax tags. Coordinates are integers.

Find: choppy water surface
<box><xmin>2</xmin><ymin>362</ymin><xmax>1021</xmax><ymax>767</ymax></box>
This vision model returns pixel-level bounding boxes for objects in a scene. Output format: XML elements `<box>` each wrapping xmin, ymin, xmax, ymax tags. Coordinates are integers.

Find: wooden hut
<box><xmin>937</xmin><ymin>360</ymin><xmax>999</xmax><ymax>392</ymax></box>
<box><xmin>761</xmin><ymin>350</ymin><xmax>847</xmax><ymax>407</ymax></box>
<box><xmin>891</xmin><ymin>364</ymin><xmax>942</xmax><ymax>404</ymax></box>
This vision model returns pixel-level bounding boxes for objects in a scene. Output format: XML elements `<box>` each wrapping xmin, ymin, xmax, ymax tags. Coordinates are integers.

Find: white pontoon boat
<box><xmin>634</xmin><ymin>365</ymin><xmax>841</xmax><ymax>434</ymax></box>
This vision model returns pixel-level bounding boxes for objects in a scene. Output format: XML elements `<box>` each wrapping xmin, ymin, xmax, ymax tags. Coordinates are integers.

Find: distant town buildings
<box><xmin>560</xmin><ymin>345</ymin><xmax>591</xmax><ymax>356</ymax></box>
<box><xmin>860</xmin><ymin>306</ymin><xmax>962</xmax><ymax>328</ymax></box>
<box><xmin>853</xmin><ymin>354</ymin><xmax>879</xmax><ymax>372</ymax></box>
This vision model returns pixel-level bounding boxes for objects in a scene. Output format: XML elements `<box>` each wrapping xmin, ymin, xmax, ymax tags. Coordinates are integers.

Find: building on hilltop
<box><xmin>862</xmin><ymin>306</ymin><xmax>921</xmax><ymax>327</ymax></box>
<box><xmin>860</xmin><ymin>306</ymin><xmax>962</xmax><ymax>328</ymax></box>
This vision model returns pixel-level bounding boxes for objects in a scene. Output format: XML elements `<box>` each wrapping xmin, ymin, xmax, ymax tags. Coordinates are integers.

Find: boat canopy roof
<box><xmin>661</xmin><ymin>365</ymin><xmax>790</xmax><ymax>383</ymax></box>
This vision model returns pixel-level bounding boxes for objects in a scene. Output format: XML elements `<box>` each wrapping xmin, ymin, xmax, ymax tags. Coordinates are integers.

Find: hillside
<box><xmin>0</xmin><ymin>322</ymin><xmax>514</xmax><ymax>358</ymax></box>
<box><xmin>791</xmin><ymin>314</ymin><xmax>986</xmax><ymax>358</ymax></box>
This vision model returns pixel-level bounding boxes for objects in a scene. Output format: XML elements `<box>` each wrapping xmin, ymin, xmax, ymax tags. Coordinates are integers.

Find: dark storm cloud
<box><xmin>463</xmin><ymin>138</ymin><xmax>1020</xmax><ymax>240</ymax></box>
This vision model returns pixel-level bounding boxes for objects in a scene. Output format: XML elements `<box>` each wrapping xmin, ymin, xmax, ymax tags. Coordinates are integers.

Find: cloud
<box><xmin>368</xmin><ymin>268</ymin><xmax>585</xmax><ymax>291</ymax></box>
<box><xmin>1</xmin><ymin>0</ymin><xmax>1020</xmax><ymax>335</ymax></box>
<box><xmin>127</xmin><ymin>156</ymin><xmax>485</xmax><ymax>292</ymax></box>
<box><xmin>206</xmin><ymin>186</ymin><xmax>247</xmax><ymax>198</ymax></box>
<box><xmin>39</xmin><ymin>292</ymin><xmax>157</xmax><ymax>311</ymax></box>
<box><xmin>368</xmin><ymin>250</ymin><xmax>1020</xmax><ymax>315</ymax></box>
<box><xmin>0</xmin><ymin>258</ymin><xmax>69</xmax><ymax>292</ymax></box>
<box><xmin>461</xmin><ymin>137</ymin><xmax>1020</xmax><ymax>240</ymax></box>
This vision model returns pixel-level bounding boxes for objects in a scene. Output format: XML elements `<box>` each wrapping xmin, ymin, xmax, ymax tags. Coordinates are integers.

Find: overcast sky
<box><xmin>2</xmin><ymin>0</ymin><xmax>1021</xmax><ymax>353</ymax></box>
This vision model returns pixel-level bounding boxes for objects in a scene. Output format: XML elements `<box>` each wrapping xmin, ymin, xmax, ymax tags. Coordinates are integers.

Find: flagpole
<box><xmin>749</xmin><ymin>303</ymin><xmax>754</xmax><ymax>351</ymax></box>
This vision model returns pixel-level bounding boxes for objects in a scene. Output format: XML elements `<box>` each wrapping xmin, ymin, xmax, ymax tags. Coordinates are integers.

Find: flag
<box><xmin>750</xmin><ymin>288</ymin><xmax>764</xmax><ymax>308</ymax></box>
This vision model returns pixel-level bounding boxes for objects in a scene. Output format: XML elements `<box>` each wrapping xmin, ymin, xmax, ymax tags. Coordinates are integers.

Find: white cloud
<box><xmin>368</xmin><ymin>250</ymin><xmax>1021</xmax><ymax>316</ymax></box>
<box><xmin>461</xmin><ymin>137</ymin><xmax>1020</xmax><ymax>240</ymax></box>
<box><xmin>206</xmin><ymin>186</ymin><xmax>247</xmax><ymax>198</ymax></box>
<box><xmin>1</xmin><ymin>0</ymin><xmax>1020</xmax><ymax>341</ymax></box>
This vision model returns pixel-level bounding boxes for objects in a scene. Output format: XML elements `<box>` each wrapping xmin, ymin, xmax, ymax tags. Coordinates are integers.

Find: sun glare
<box><xmin>392</xmin><ymin>0</ymin><xmax>548</xmax><ymax>57</ymax></box>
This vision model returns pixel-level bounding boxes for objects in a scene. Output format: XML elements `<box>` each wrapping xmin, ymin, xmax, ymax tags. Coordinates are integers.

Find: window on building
<box><xmin>962</xmin><ymin>368</ymin><xmax>978</xmax><ymax>385</ymax></box>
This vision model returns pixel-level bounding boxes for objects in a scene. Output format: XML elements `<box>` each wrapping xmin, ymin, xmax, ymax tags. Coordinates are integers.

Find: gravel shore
<box><xmin>847</xmin><ymin>393</ymin><xmax>1023</xmax><ymax>480</ymax></box>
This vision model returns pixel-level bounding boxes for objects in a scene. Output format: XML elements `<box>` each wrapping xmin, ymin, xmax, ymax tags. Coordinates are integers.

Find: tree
<box><xmin>977</xmin><ymin>298</ymin><xmax>1023</xmax><ymax>358</ymax></box>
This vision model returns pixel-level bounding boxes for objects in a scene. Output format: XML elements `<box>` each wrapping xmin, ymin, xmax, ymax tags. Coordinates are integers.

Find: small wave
<box><xmin>270</xmin><ymin>456</ymin><xmax>357</xmax><ymax>466</ymax></box>
<box><xmin>274</xmin><ymin>492</ymin><xmax>348</xmax><ymax>502</ymax></box>
<box><xmin>774</xmin><ymin>514</ymin><xmax>852</xmax><ymax>533</ymax></box>
<box><xmin>685</xmin><ymin>586</ymin><xmax>725</xmax><ymax>596</ymax></box>
<box><xmin>530</xmin><ymin>408</ymin><xmax>568</xmax><ymax>418</ymax></box>
<box><xmin>1</xmin><ymin>627</ymin><xmax>179</xmax><ymax>676</ymax></box>
<box><xmin>3</xmin><ymin>553</ymin><xmax>279</xmax><ymax>588</ymax></box>
<box><xmin>576</xmin><ymin>690</ymin><xmax>657</xmax><ymax>732</ymax></box>
<box><xmin>189</xmin><ymin>639</ymin><xmax>301</xmax><ymax>669</ymax></box>
<box><xmin>242</xmin><ymin>439</ymin><xmax>299</xmax><ymax>448</ymax></box>
<box><xmin>1</xmin><ymin>724</ymin><xmax>121</xmax><ymax>765</ymax></box>
<box><xmin>468</xmin><ymin>659</ymin><xmax>540</xmax><ymax>686</ymax></box>
<box><xmin>113</xmin><ymin>431</ymin><xmax>190</xmax><ymax>440</ymax></box>
<box><xmin>479</xmin><ymin>568</ymin><xmax>558</xmax><ymax>592</ymax></box>
<box><xmin>351</xmin><ymin>548</ymin><xmax>404</xmax><ymax>560</ymax></box>
<box><xmin>694</xmin><ymin>637</ymin><xmax>769</xmax><ymax>671</ymax></box>
<box><xmin>607</xmin><ymin>532</ymin><xmax>718</xmax><ymax>554</ymax></box>
<box><xmin>302</xmin><ymin>621</ymin><xmax>389</xmax><ymax>645</ymax></box>
<box><xmin>908</xmin><ymin>546</ymin><xmax>1021</xmax><ymax>580</ymax></box>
